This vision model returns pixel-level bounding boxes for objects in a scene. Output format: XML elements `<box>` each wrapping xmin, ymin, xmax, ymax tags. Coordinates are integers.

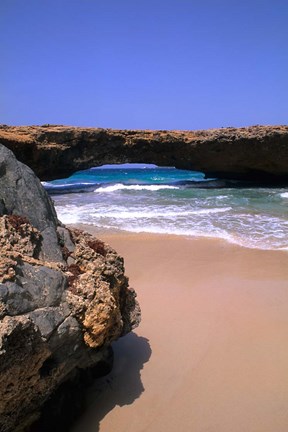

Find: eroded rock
<box><xmin>0</xmin><ymin>124</ymin><xmax>288</xmax><ymax>183</ymax></box>
<box><xmin>0</xmin><ymin>145</ymin><xmax>141</xmax><ymax>432</ymax></box>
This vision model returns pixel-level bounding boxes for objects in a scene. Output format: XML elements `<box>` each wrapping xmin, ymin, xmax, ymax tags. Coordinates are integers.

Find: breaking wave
<box><xmin>95</xmin><ymin>184</ymin><xmax>180</xmax><ymax>193</ymax></box>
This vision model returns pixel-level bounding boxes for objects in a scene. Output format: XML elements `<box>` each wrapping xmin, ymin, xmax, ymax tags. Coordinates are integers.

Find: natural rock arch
<box><xmin>1</xmin><ymin>124</ymin><xmax>288</xmax><ymax>183</ymax></box>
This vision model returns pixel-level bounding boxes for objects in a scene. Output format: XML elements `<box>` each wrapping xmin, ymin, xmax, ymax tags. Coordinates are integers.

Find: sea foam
<box><xmin>95</xmin><ymin>183</ymin><xmax>180</xmax><ymax>193</ymax></box>
<box><xmin>48</xmin><ymin>165</ymin><xmax>288</xmax><ymax>251</ymax></box>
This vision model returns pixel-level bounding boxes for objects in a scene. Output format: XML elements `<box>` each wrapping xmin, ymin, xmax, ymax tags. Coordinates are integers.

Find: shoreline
<box><xmin>71</xmin><ymin>225</ymin><xmax>288</xmax><ymax>432</ymax></box>
<box><xmin>69</xmin><ymin>223</ymin><xmax>288</xmax><ymax>252</ymax></box>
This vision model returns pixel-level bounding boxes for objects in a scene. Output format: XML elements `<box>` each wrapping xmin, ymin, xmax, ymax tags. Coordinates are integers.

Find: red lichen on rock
<box><xmin>66</xmin><ymin>263</ymin><xmax>82</xmax><ymax>290</ymax></box>
<box><xmin>87</xmin><ymin>239</ymin><xmax>107</xmax><ymax>257</ymax></box>
<box><xmin>7</xmin><ymin>215</ymin><xmax>31</xmax><ymax>232</ymax></box>
<box><xmin>61</xmin><ymin>245</ymin><xmax>71</xmax><ymax>261</ymax></box>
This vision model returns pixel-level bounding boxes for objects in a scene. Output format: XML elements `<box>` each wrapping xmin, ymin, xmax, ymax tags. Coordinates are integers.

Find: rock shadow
<box><xmin>71</xmin><ymin>332</ymin><xmax>151</xmax><ymax>431</ymax></box>
<box><xmin>29</xmin><ymin>332</ymin><xmax>151</xmax><ymax>432</ymax></box>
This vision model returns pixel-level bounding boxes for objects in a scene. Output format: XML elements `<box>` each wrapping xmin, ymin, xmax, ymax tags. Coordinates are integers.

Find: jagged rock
<box><xmin>0</xmin><ymin>124</ymin><xmax>288</xmax><ymax>183</ymax></box>
<box><xmin>0</xmin><ymin>145</ymin><xmax>141</xmax><ymax>432</ymax></box>
<box><xmin>0</xmin><ymin>145</ymin><xmax>62</xmax><ymax>262</ymax></box>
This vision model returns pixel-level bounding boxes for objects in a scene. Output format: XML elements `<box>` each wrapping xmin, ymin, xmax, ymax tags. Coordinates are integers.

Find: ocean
<box><xmin>43</xmin><ymin>164</ymin><xmax>288</xmax><ymax>250</ymax></box>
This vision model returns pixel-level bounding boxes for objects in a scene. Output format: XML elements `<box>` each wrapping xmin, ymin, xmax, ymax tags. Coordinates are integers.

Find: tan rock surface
<box><xmin>0</xmin><ymin>124</ymin><xmax>288</xmax><ymax>182</ymax></box>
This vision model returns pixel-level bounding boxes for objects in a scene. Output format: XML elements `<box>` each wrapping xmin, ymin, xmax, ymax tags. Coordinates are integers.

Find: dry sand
<box><xmin>72</xmin><ymin>227</ymin><xmax>288</xmax><ymax>432</ymax></box>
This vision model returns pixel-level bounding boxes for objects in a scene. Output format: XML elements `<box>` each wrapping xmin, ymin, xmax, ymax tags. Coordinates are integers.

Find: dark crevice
<box><xmin>29</xmin><ymin>347</ymin><xmax>113</xmax><ymax>432</ymax></box>
<box><xmin>39</xmin><ymin>356</ymin><xmax>58</xmax><ymax>378</ymax></box>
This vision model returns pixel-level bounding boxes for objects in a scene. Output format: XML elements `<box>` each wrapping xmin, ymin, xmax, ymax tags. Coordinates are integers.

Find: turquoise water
<box><xmin>44</xmin><ymin>165</ymin><xmax>288</xmax><ymax>250</ymax></box>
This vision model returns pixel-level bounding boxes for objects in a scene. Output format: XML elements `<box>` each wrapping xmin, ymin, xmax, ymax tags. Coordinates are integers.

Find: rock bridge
<box><xmin>0</xmin><ymin>124</ymin><xmax>288</xmax><ymax>183</ymax></box>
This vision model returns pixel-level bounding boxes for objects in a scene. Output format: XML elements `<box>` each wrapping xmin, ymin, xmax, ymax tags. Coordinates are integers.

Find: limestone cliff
<box><xmin>0</xmin><ymin>144</ymin><xmax>140</xmax><ymax>432</ymax></box>
<box><xmin>0</xmin><ymin>124</ymin><xmax>288</xmax><ymax>182</ymax></box>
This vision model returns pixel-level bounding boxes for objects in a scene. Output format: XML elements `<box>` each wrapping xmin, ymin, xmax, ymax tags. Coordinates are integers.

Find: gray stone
<box><xmin>3</xmin><ymin>264</ymin><xmax>67</xmax><ymax>316</ymax></box>
<box><xmin>0</xmin><ymin>144</ymin><xmax>63</xmax><ymax>262</ymax></box>
<box><xmin>57</xmin><ymin>226</ymin><xmax>75</xmax><ymax>253</ymax></box>
<box><xmin>0</xmin><ymin>144</ymin><xmax>141</xmax><ymax>432</ymax></box>
<box><xmin>28</xmin><ymin>305</ymin><xmax>70</xmax><ymax>340</ymax></box>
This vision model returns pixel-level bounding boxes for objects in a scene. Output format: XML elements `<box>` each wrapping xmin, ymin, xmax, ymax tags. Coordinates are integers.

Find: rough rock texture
<box><xmin>0</xmin><ymin>144</ymin><xmax>62</xmax><ymax>262</ymax></box>
<box><xmin>0</xmin><ymin>145</ymin><xmax>140</xmax><ymax>432</ymax></box>
<box><xmin>0</xmin><ymin>124</ymin><xmax>288</xmax><ymax>183</ymax></box>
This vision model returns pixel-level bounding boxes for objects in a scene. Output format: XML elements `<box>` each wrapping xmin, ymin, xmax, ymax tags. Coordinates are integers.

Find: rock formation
<box><xmin>0</xmin><ymin>144</ymin><xmax>141</xmax><ymax>432</ymax></box>
<box><xmin>0</xmin><ymin>124</ymin><xmax>288</xmax><ymax>183</ymax></box>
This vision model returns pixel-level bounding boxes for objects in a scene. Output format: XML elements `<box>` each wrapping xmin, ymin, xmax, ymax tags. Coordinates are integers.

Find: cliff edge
<box><xmin>0</xmin><ymin>144</ymin><xmax>141</xmax><ymax>432</ymax></box>
<box><xmin>0</xmin><ymin>124</ymin><xmax>288</xmax><ymax>182</ymax></box>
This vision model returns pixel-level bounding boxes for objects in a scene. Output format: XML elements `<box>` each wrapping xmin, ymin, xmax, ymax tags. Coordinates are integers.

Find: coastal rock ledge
<box><xmin>0</xmin><ymin>144</ymin><xmax>141</xmax><ymax>432</ymax></box>
<box><xmin>0</xmin><ymin>124</ymin><xmax>288</xmax><ymax>182</ymax></box>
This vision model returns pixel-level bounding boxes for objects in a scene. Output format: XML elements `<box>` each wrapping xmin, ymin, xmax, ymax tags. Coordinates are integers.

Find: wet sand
<box><xmin>71</xmin><ymin>227</ymin><xmax>288</xmax><ymax>432</ymax></box>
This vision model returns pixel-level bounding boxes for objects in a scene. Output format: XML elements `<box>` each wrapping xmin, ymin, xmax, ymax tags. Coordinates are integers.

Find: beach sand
<box><xmin>71</xmin><ymin>226</ymin><xmax>288</xmax><ymax>432</ymax></box>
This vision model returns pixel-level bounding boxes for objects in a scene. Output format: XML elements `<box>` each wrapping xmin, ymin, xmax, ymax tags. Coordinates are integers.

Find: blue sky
<box><xmin>1</xmin><ymin>0</ymin><xmax>287</xmax><ymax>130</ymax></box>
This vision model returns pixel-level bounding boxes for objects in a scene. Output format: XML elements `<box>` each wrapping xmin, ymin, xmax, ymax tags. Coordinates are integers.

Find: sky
<box><xmin>1</xmin><ymin>0</ymin><xmax>288</xmax><ymax>130</ymax></box>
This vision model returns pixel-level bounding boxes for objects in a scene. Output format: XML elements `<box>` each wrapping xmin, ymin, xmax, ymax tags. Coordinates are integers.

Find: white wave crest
<box><xmin>191</xmin><ymin>207</ymin><xmax>232</xmax><ymax>215</ymax></box>
<box><xmin>42</xmin><ymin>182</ymin><xmax>96</xmax><ymax>188</ymax></box>
<box><xmin>95</xmin><ymin>183</ymin><xmax>179</xmax><ymax>193</ymax></box>
<box><xmin>84</xmin><ymin>207</ymin><xmax>233</xmax><ymax>219</ymax></box>
<box><xmin>280</xmin><ymin>192</ymin><xmax>288</xmax><ymax>198</ymax></box>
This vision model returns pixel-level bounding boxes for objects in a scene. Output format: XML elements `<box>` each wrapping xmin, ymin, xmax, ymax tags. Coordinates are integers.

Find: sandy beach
<box><xmin>71</xmin><ymin>226</ymin><xmax>288</xmax><ymax>432</ymax></box>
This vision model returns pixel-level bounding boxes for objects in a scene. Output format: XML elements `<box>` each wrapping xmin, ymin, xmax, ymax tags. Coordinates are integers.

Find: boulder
<box><xmin>0</xmin><ymin>144</ymin><xmax>141</xmax><ymax>432</ymax></box>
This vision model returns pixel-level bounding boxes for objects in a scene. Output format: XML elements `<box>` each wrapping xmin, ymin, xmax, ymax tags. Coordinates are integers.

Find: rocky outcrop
<box><xmin>0</xmin><ymin>124</ymin><xmax>288</xmax><ymax>183</ymax></box>
<box><xmin>0</xmin><ymin>144</ymin><xmax>140</xmax><ymax>432</ymax></box>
